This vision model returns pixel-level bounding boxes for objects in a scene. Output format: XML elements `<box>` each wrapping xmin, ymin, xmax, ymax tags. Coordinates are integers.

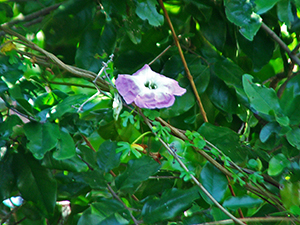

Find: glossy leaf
<box><xmin>75</xmin><ymin>21</ymin><xmax>117</xmax><ymax>73</ymax></box>
<box><xmin>243</xmin><ymin>74</ymin><xmax>281</xmax><ymax>117</ymax></box>
<box><xmin>200</xmin><ymin>162</ymin><xmax>228</xmax><ymax>204</ymax></box>
<box><xmin>223</xmin><ymin>195</ymin><xmax>263</xmax><ymax>210</ymax></box>
<box><xmin>255</xmin><ymin>0</ymin><xmax>280</xmax><ymax>14</ymax></box>
<box><xmin>0</xmin><ymin>154</ymin><xmax>14</xmax><ymax>201</ymax></box>
<box><xmin>0</xmin><ymin>55</ymin><xmax>24</xmax><ymax>83</ymax></box>
<box><xmin>96</xmin><ymin>140</ymin><xmax>121</xmax><ymax>172</ymax></box>
<box><xmin>224</xmin><ymin>0</ymin><xmax>262</xmax><ymax>40</ymax></box>
<box><xmin>283</xmin><ymin>95</ymin><xmax>300</xmax><ymax>125</ymax></box>
<box><xmin>286</xmin><ymin>127</ymin><xmax>300</xmax><ymax>150</ymax></box>
<box><xmin>268</xmin><ymin>154</ymin><xmax>290</xmax><ymax>176</ymax></box>
<box><xmin>81</xmin><ymin>169</ymin><xmax>107</xmax><ymax>189</ymax></box>
<box><xmin>141</xmin><ymin>186</ymin><xmax>200</xmax><ymax>223</ymax></box>
<box><xmin>212</xmin><ymin>59</ymin><xmax>247</xmax><ymax>103</ymax></box>
<box><xmin>49</xmin><ymin>95</ymin><xmax>86</xmax><ymax>120</ymax></box>
<box><xmin>277</xmin><ymin>0</ymin><xmax>294</xmax><ymax>25</ymax></box>
<box><xmin>78</xmin><ymin>199</ymin><xmax>129</xmax><ymax>225</ymax></box>
<box><xmin>259</xmin><ymin>122</ymin><xmax>281</xmax><ymax>143</ymax></box>
<box><xmin>198</xmin><ymin>123</ymin><xmax>247</xmax><ymax>163</ymax></box>
<box><xmin>53</xmin><ymin>128</ymin><xmax>76</xmax><ymax>160</ymax></box>
<box><xmin>12</xmin><ymin>152</ymin><xmax>57</xmax><ymax>216</ymax></box>
<box><xmin>41</xmin><ymin>153</ymin><xmax>88</xmax><ymax>172</ymax></box>
<box><xmin>24</xmin><ymin>122</ymin><xmax>61</xmax><ymax>159</ymax></box>
<box><xmin>135</xmin><ymin>0</ymin><xmax>164</xmax><ymax>27</ymax></box>
<box><xmin>115</xmin><ymin>156</ymin><xmax>161</xmax><ymax>193</ymax></box>
<box><xmin>207</xmin><ymin>75</ymin><xmax>238</xmax><ymax>114</ymax></box>
<box><xmin>237</xmin><ymin>29</ymin><xmax>275</xmax><ymax>71</ymax></box>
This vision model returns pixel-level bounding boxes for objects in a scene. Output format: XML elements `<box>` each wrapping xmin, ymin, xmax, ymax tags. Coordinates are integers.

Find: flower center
<box><xmin>144</xmin><ymin>80</ymin><xmax>157</xmax><ymax>90</ymax></box>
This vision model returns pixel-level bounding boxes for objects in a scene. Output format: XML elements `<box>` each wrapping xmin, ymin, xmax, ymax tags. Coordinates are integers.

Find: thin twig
<box><xmin>148</xmin><ymin>44</ymin><xmax>172</xmax><ymax>65</ymax></box>
<box><xmin>2</xmin><ymin>3</ymin><xmax>62</xmax><ymax>27</ymax></box>
<box><xmin>107</xmin><ymin>184</ymin><xmax>140</xmax><ymax>225</ymax></box>
<box><xmin>261</xmin><ymin>22</ymin><xmax>300</xmax><ymax>66</ymax></box>
<box><xmin>197</xmin><ymin>216</ymin><xmax>296</xmax><ymax>225</ymax></box>
<box><xmin>158</xmin><ymin>0</ymin><xmax>208</xmax><ymax>123</ymax></box>
<box><xmin>140</xmin><ymin>111</ymin><xmax>245</xmax><ymax>225</ymax></box>
<box><xmin>0</xmin><ymin>26</ymin><xmax>110</xmax><ymax>92</ymax></box>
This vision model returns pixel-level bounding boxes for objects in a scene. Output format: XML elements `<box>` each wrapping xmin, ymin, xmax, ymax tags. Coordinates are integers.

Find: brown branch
<box><xmin>0</xmin><ymin>26</ymin><xmax>110</xmax><ymax>91</ymax></box>
<box><xmin>141</xmin><ymin>113</ymin><xmax>245</xmax><ymax>225</ymax></box>
<box><xmin>158</xmin><ymin>0</ymin><xmax>208</xmax><ymax>123</ymax></box>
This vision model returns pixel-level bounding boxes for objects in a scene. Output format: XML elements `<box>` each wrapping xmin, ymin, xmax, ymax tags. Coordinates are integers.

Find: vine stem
<box><xmin>132</xmin><ymin>131</ymin><xmax>153</xmax><ymax>144</ymax></box>
<box><xmin>198</xmin><ymin>216</ymin><xmax>295</xmax><ymax>225</ymax></box>
<box><xmin>158</xmin><ymin>0</ymin><xmax>208</xmax><ymax>123</ymax></box>
<box><xmin>261</xmin><ymin>22</ymin><xmax>300</xmax><ymax>66</ymax></box>
<box><xmin>139</xmin><ymin>110</ymin><xmax>245</xmax><ymax>225</ymax></box>
<box><xmin>0</xmin><ymin>26</ymin><xmax>110</xmax><ymax>92</ymax></box>
<box><xmin>107</xmin><ymin>184</ymin><xmax>140</xmax><ymax>225</ymax></box>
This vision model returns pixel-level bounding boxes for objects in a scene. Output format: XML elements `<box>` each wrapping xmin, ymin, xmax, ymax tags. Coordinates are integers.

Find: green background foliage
<box><xmin>1</xmin><ymin>0</ymin><xmax>300</xmax><ymax>224</ymax></box>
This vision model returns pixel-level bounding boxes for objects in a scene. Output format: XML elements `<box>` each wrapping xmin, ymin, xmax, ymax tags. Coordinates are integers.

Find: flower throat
<box><xmin>144</xmin><ymin>80</ymin><xmax>157</xmax><ymax>89</ymax></box>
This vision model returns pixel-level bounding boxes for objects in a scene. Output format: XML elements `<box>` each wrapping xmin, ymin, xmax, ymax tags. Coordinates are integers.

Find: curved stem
<box><xmin>140</xmin><ymin>110</ymin><xmax>245</xmax><ymax>225</ymax></box>
<box><xmin>132</xmin><ymin>131</ymin><xmax>153</xmax><ymax>144</ymax></box>
<box><xmin>198</xmin><ymin>216</ymin><xmax>296</xmax><ymax>225</ymax></box>
<box><xmin>261</xmin><ymin>22</ymin><xmax>300</xmax><ymax>66</ymax></box>
<box><xmin>158</xmin><ymin>0</ymin><xmax>208</xmax><ymax>123</ymax></box>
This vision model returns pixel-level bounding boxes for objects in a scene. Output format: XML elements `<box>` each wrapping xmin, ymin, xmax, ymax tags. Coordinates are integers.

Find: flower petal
<box><xmin>115</xmin><ymin>64</ymin><xmax>186</xmax><ymax>109</ymax></box>
<box><xmin>115</xmin><ymin>75</ymin><xmax>140</xmax><ymax>104</ymax></box>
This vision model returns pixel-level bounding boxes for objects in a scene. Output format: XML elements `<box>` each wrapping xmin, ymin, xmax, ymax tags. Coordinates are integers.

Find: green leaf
<box><xmin>224</xmin><ymin>0</ymin><xmax>262</xmax><ymax>41</ymax></box>
<box><xmin>207</xmin><ymin>75</ymin><xmax>238</xmax><ymax>114</ymax></box>
<box><xmin>199</xmin><ymin>162</ymin><xmax>228</xmax><ymax>204</ymax></box>
<box><xmin>135</xmin><ymin>0</ymin><xmax>164</xmax><ymax>27</ymax></box>
<box><xmin>268</xmin><ymin>153</ymin><xmax>290</xmax><ymax>176</ymax></box>
<box><xmin>44</xmin><ymin>0</ymin><xmax>95</xmax><ymax>46</ymax></box>
<box><xmin>42</xmin><ymin>153</ymin><xmax>88</xmax><ymax>172</ymax></box>
<box><xmin>259</xmin><ymin>122</ymin><xmax>281</xmax><ymax>143</ymax></box>
<box><xmin>255</xmin><ymin>0</ymin><xmax>280</xmax><ymax>14</ymax></box>
<box><xmin>81</xmin><ymin>169</ymin><xmax>107</xmax><ymax>189</ymax></box>
<box><xmin>160</xmin><ymin>87</ymin><xmax>195</xmax><ymax>118</ymax></box>
<box><xmin>223</xmin><ymin>195</ymin><xmax>263</xmax><ymax>210</ymax></box>
<box><xmin>283</xmin><ymin>95</ymin><xmax>300</xmax><ymax>125</ymax></box>
<box><xmin>120</xmin><ymin>111</ymin><xmax>135</xmax><ymax>127</ymax></box>
<box><xmin>0</xmin><ymin>154</ymin><xmax>14</xmax><ymax>201</ymax></box>
<box><xmin>49</xmin><ymin>94</ymin><xmax>87</xmax><ymax>120</ymax></box>
<box><xmin>53</xmin><ymin>128</ymin><xmax>76</xmax><ymax>160</ymax></box>
<box><xmin>78</xmin><ymin>199</ymin><xmax>129</xmax><ymax>225</ymax></box>
<box><xmin>75</xmin><ymin>21</ymin><xmax>117</xmax><ymax>73</ymax></box>
<box><xmin>237</xmin><ymin>29</ymin><xmax>275</xmax><ymax>71</ymax></box>
<box><xmin>185</xmin><ymin>1</ymin><xmax>212</xmax><ymax>22</ymax></box>
<box><xmin>12</xmin><ymin>152</ymin><xmax>57</xmax><ymax>216</ymax></box>
<box><xmin>97</xmin><ymin>140</ymin><xmax>121</xmax><ymax>173</ymax></box>
<box><xmin>286</xmin><ymin>127</ymin><xmax>300</xmax><ymax>150</ymax></box>
<box><xmin>277</xmin><ymin>0</ymin><xmax>294</xmax><ymax>25</ymax></box>
<box><xmin>243</xmin><ymin>74</ymin><xmax>281</xmax><ymax>118</ymax></box>
<box><xmin>24</xmin><ymin>122</ymin><xmax>61</xmax><ymax>159</ymax></box>
<box><xmin>199</xmin><ymin>10</ymin><xmax>226</xmax><ymax>51</ymax></box>
<box><xmin>198</xmin><ymin>123</ymin><xmax>248</xmax><ymax>163</ymax></box>
<box><xmin>212</xmin><ymin>59</ymin><xmax>247</xmax><ymax>103</ymax></box>
<box><xmin>0</xmin><ymin>55</ymin><xmax>23</xmax><ymax>83</ymax></box>
<box><xmin>115</xmin><ymin>156</ymin><xmax>161</xmax><ymax>194</ymax></box>
<box><xmin>280</xmin><ymin>181</ymin><xmax>300</xmax><ymax>210</ymax></box>
<box><xmin>141</xmin><ymin>186</ymin><xmax>200</xmax><ymax>223</ymax></box>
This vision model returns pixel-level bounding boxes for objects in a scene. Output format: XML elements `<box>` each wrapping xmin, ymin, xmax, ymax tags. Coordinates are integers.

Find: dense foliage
<box><xmin>1</xmin><ymin>0</ymin><xmax>300</xmax><ymax>224</ymax></box>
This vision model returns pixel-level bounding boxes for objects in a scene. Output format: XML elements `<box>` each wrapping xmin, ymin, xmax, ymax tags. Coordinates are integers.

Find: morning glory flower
<box><xmin>115</xmin><ymin>64</ymin><xmax>186</xmax><ymax>109</ymax></box>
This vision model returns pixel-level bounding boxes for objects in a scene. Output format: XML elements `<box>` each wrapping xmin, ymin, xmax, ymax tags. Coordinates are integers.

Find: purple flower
<box><xmin>115</xmin><ymin>64</ymin><xmax>186</xmax><ymax>109</ymax></box>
